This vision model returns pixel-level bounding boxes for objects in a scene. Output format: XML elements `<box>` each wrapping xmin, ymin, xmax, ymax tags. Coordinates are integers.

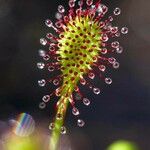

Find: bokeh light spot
<box><xmin>107</xmin><ymin>140</ymin><xmax>139</xmax><ymax>150</ymax></box>
<box><xmin>5</xmin><ymin>136</ymin><xmax>40</xmax><ymax>150</ymax></box>
<box><xmin>10</xmin><ymin>113</ymin><xmax>35</xmax><ymax>137</ymax></box>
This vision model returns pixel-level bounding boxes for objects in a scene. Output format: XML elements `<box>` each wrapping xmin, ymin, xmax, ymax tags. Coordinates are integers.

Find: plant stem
<box><xmin>49</xmin><ymin>99</ymin><xmax>69</xmax><ymax>150</ymax></box>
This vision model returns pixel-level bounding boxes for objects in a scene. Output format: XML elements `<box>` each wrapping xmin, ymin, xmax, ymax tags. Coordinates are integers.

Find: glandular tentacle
<box><xmin>38</xmin><ymin>0</ymin><xmax>128</xmax><ymax>131</ymax></box>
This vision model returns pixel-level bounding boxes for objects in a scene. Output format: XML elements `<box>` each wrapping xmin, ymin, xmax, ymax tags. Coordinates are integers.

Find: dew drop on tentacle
<box><xmin>101</xmin><ymin>34</ymin><xmax>109</xmax><ymax>42</ymax></box>
<box><xmin>38</xmin><ymin>79</ymin><xmax>46</xmax><ymax>87</ymax></box>
<box><xmin>108</xmin><ymin>16</ymin><xmax>113</xmax><ymax>22</ymax></box>
<box><xmin>56</xmin><ymin>113</ymin><xmax>63</xmax><ymax>120</ymax></box>
<box><xmin>55</xmin><ymin>88</ymin><xmax>61</xmax><ymax>97</ymax></box>
<box><xmin>115</xmin><ymin>32</ymin><xmax>121</xmax><ymax>37</ymax></box>
<box><xmin>116</xmin><ymin>46</ymin><xmax>123</xmax><ymax>54</ymax></box>
<box><xmin>61</xmin><ymin>126</ymin><xmax>67</xmax><ymax>134</ymax></box>
<box><xmin>42</xmin><ymin>95</ymin><xmax>50</xmax><ymax>103</ymax></box>
<box><xmin>49</xmin><ymin>122</ymin><xmax>55</xmax><ymax>130</ymax></box>
<box><xmin>99</xmin><ymin>21</ymin><xmax>105</xmax><ymax>28</ymax></box>
<box><xmin>48</xmin><ymin>65</ymin><xmax>55</xmax><ymax>72</ymax></box>
<box><xmin>49</xmin><ymin>45</ymin><xmax>56</xmax><ymax>52</ymax></box>
<box><xmin>83</xmin><ymin>98</ymin><xmax>91</xmax><ymax>106</ymax></box>
<box><xmin>97</xmin><ymin>4</ymin><xmax>108</xmax><ymax>15</ymax></box>
<box><xmin>111</xmin><ymin>26</ymin><xmax>118</xmax><ymax>34</ymax></box>
<box><xmin>97</xmin><ymin>5</ymin><xmax>103</xmax><ymax>13</ymax></box>
<box><xmin>38</xmin><ymin>49</ymin><xmax>46</xmax><ymax>57</ymax></box>
<box><xmin>39</xmin><ymin>102</ymin><xmax>46</xmax><ymax>109</ymax></box>
<box><xmin>53</xmin><ymin>79</ymin><xmax>60</xmax><ymax>86</ymax></box>
<box><xmin>40</xmin><ymin>38</ymin><xmax>47</xmax><ymax>45</ymax></box>
<box><xmin>98</xmin><ymin>65</ymin><xmax>106</xmax><ymax>72</ymax></box>
<box><xmin>46</xmin><ymin>33</ymin><xmax>54</xmax><ymax>40</ymax></box>
<box><xmin>93</xmin><ymin>88</ymin><xmax>101</xmax><ymax>95</ymax></box>
<box><xmin>121</xmin><ymin>27</ymin><xmax>128</xmax><ymax>34</ymax></box>
<box><xmin>55</xmin><ymin>19</ymin><xmax>62</xmax><ymax>28</ymax></box>
<box><xmin>91</xmin><ymin>4</ymin><xmax>95</xmax><ymax>9</ymax></box>
<box><xmin>77</xmin><ymin>119</ymin><xmax>85</xmax><ymax>127</ymax></box>
<box><xmin>45</xmin><ymin>19</ymin><xmax>53</xmax><ymax>27</ymax></box>
<box><xmin>43</xmin><ymin>55</ymin><xmax>50</xmax><ymax>61</ymax></box>
<box><xmin>111</xmin><ymin>41</ymin><xmax>120</xmax><ymax>48</ymax></box>
<box><xmin>69</xmin><ymin>0</ymin><xmax>75</xmax><ymax>8</ymax></box>
<box><xmin>113</xmin><ymin>7</ymin><xmax>121</xmax><ymax>15</ymax></box>
<box><xmin>108</xmin><ymin>57</ymin><xmax>116</xmax><ymax>64</ymax></box>
<box><xmin>78</xmin><ymin>0</ymin><xmax>83</xmax><ymax>7</ymax></box>
<box><xmin>113</xmin><ymin>62</ymin><xmax>120</xmax><ymax>69</ymax></box>
<box><xmin>88</xmin><ymin>83</ymin><xmax>93</xmax><ymax>89</ymax></box>
<box><xmin>76</xmin><ymin>8</ymin><xmax>82</xmax><ymax>16</ymax></box>
<box><xmin>56</xmin><ymin>12</ymin><xmax>63</xmax><ymax>20</ymax></box>
<box><xmin>72</xmin><ymin>107</ymin><xmax>80</xmax><ymax>116</ymax></box>
<box><xmin>80</xmin><ymin>78</ymin><xmax>87</xmax><ymax>85</ymax></box>
<box><xmin>101</xmin><ymin>48</ymin><xmax>107</xmax><ymax>54</ymax></box>
<box><xmin>88</xmin><ymin>72</ymin><xmax>95</xmax><ymax>79</ymax></box>
<box><xmin>104</xmin><ymin>23</ymin><xmax>112</xmax><ymax>31</ymax></box>
<box><xmin>86</xmin><ymin>0</ymin><xmax>93</xmax><ymax>6</ymax></box>
<box><xmin>105</xmin><ymin>78</ymin><xmax>112</xmax><ymax>85</ymax></box>
<box><xmin>58</xmin><ymin>5</ymin><xmax>65</xmax><ymax>13</ymax></box>
<box><xmin>37</xmin><ymin>62</ymin><xmax>45</xmax><ymax>69</ymax></box>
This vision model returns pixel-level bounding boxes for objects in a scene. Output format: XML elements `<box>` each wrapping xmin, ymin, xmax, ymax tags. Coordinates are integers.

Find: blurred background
<box><xmin>0</xmin><ymin>0</ymin><xmax>150</xmax><ymax>149</ymax></box>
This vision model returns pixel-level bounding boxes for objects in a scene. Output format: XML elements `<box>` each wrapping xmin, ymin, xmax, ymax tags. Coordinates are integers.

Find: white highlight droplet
<box><xmin>83</xmin><ymin>98</ymin><xmax>90</xmax><ymax>106</ymax></box>
<box><xmin>114</xmin><ymin>7</ymin><xmax>121</xmax><ymax>15</ymax></box>
<box><xmin>61</xmin><ymin>126</ymin><xmax>67</xmax><ymax>134</ymax></box>
<box><xmin>121</xmin><ymin>27</ymin><xmax>128</xmax><ymax>34</ymax></box>
<box><xmin>58</xmin><ymin>5</ymin><xmax>65</xmax><ymax>13</ymax></box>
<box><xmin>86</xmin><ymin>0</ymin><xmax>93</xmax><ymax>6</ymax></box>
<box><xmin>45</xmin><ymin>19</ymin><xmax>53</xmax><ymax>27</ymax></box>
<box><xmin>105</xmin><ymin>78</ymin><xmax>112</xmax><ymax>85</ymax></box>
<box><xmin>42</xmin><ymin>95</ymin><xmax>50</xmax><ymax>102</ymax></box>
<box><xmin>78</xmin><ymin>0</ymin><xmax>84</xmax><ymax>6</ymax></box>
<box><xmin>108</xmin><ymin>57</ymin><xmax>116</xmax><ymax>64</ymax></box>
<box><xmin>98</xmin><ymin>65</ymin><xmax>106</xmax><ymax>72</ymax></box>
<box><xmin>39</xmin><ymin>102</ymin><xmax>46</xmax><ymax>109</ymax></box>
<box><xmin>80</xmin><ymin>78</ymin><xmax>86</xmax><ymax>85</ymax></box>
<box><xmin>53</xmin><ymin>79</ymin><xmax>59</xmax><ymax>86</ymax></box>
<box><xmin>88</xmin><ymin>72</ymin><xmax>95</xmax><ymax>79</ymax></box>
<box><xmin>55</xmin><ymin>12</ymin><xmax>63</xmax><ymax>20</ymax></box>
<box><xmin>97</xmin><ymin>4</ymin><xmax>108</xmax><ymax>14</ymax></box>
<box><xmin>69</xmin><ymin>0</ymin><xmax>75</xmax><ymax>8</ymax></box>
<box><xmin>93</xmin><ymin>88</ymin><xmax>101</xmax><ymax>95</ymax></box>
<box><xmin>77</xmin><ymin>119</ymin><xmax>85</xmax><ymax>127</ymax></box>
<box><xmin>101</xmin><ymin>48</ymin><xmax>108</xmax><ymax>54</ymax></box>
<box><xmin>116</xmin><ymin>46</ymin><xmax>123</xmax><ymax>54</ymax></box>
<box><xmin>37</xmin><ymin>62</ymin><xmax>45</xmax><ymax>69</ymax></box>
<box><xmin>111</xmin><ymin>27</ymin><xmax>118</xmax><ymax>34</ymax></box>
<box><xmin>38</xmin><ymin>49</ymin><xmax>46</xmax><ymax>57</ymax></box>
<box><xmin>40</xmin><ymin>38</ymin><xmax>47</xmax><ymax>45</ymax></box>
<box><xmin>111</xmin><ymin>41</ymin><xmax>120</xmax><ymax>48</ymax></box>
<box><xmin>48</xmin><ymin>66</ymin><xmax>55</xmax><ymax>72</ymax></box>
<box><xmin>102</xmin><ymin>34</ymin><xmax>109</xmax><ymax>42</ymax></box>
<box><xmin>38</xmin><ymin>79</ymin><xmax>46</xmax><ymax>87</ymax></box>
<box><xmin>72</xmin><ymin>107</ymin><xmax>80</xmax><ymax>116</ymax></box>
<box><xmin>49</xmin><ymin>123</ymin><xmax>55</xmax><ymax>130</ymax></box>
<box><xmin>113</xmin><ymin>62</ymin><xmax>120</xmax><ymax>69</ymax></box>
<box><xmin>43</xmin><ymin>55</ymin><xmax>50</xmax><ymax>61</ymax></box>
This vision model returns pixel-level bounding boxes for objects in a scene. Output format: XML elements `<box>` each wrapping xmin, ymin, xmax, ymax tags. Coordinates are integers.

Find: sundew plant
<box><xmin>37</xmin><ymin>0</ymin><xmax>128</xmax><ymax>149</ymax></box>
